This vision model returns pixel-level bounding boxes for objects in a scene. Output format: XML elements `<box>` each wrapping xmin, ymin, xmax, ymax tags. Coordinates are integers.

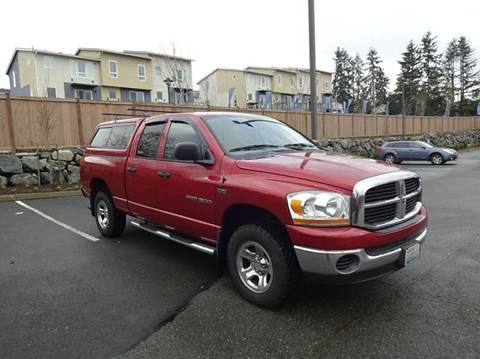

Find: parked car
<box><xmin>80</xmin><ymin>113</ymin><xmax>428</xmax><ymax>308</ymax></box>
<box><xmin>377</xmin><ymin>141</ymin><xmax>458</xmax><ymax>165</ymax></box>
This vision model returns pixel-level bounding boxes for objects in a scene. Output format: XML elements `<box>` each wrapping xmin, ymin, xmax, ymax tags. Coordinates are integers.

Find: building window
<box><xmin>299</xmin><ymin>77</ymin><xmax>304</xmax><ymax>88</ymax></box>
<box><xmin>43</xmin><ymin>56</ymin><xmax>55</xmax><ymax>69</ymax></box>
<box><xmin>277</xmin><ymin>75</ymin><xmax>281</xmax><ymax>85</ymax></box>
<box><xmin>129</xmin><ymin>91</ymin><xmax>145</xmax><ymax>102</ymax></box>
<box><xmin>324</xmin><ymin>80</ymin><xmax>329</xmax><ymax>90</ymax></box>
<box><xmin>108</xmin><ymin>89</ymin><xmax>117</xmax><ymax>100</ymax></box>
<box><xmin>155</xmin><ymin>66</ymin><xmax>161</xmax><ymax>76</ymax></box>
<box><xmin>109</xmin><ymin>60</ymin><xmax>118</xmax><ymax>78</ymax></box>
<box><xmin>156</xmin><ymin>91</ymin><xmax>163</xmax><ymax>101</ymax></box>
<box><xmin>259</xmin><ymin>76</ymin><xmax>267</xmax><ymax>87</ymax></box>
<box><xmin>11</xmin><ymin>71</ymin><xmax>16</xmax><ymax>88</ymax></box>
<box><xmin>74</xmin><ymin>89</ymin><xmax>93</xmax><ymax>100</ymax></box>
<box><xmin>138</xmin><ymin>64</ymin><xmax>146</xmax><ymax>81</ymax></box>
<box><xmin>47</xmin><ymin>88</ymin><xmax>56</xmax><ymax>98</ymax></box>
<box><xmin>176</xmin><ymin>69</ymin><xmax>184</xmax><ymax>82</ymax></box>
<box><xmin>247</xmin><ymin>93</ymin><xmax>253</xmax><ymax>101</ymax></box>
<box><xmin>77</xmin><ymin>61</ymin><xmax>87</xmax><ymax>77</ymax></box>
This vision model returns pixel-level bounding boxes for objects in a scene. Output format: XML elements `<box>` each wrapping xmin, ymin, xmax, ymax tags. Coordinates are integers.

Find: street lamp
<box><xmin>164</xmin><ymin>77</ymin><xmax>173</xmax><ymax>104</ymax></box>
<box><xmin>308</xmin><ymin>0</ymin><xmax>317</xmax><ymax>139</ymax></box>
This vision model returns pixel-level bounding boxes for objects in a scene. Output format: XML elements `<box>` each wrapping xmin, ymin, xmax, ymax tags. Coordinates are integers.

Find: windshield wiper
<box><xmin>283</xmin><ymin>143</ymin><xmax>316</xmax><ymax>150</ymax></box>
<box><xmin>229</xmin><ymin>144</ymin><xmax>280</xmax><ymax>152</ymax></box>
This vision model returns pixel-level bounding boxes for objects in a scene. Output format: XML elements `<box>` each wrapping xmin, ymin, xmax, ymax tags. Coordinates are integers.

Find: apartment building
<box><xmin>6</xmin><ymin>48</ymin><xmax>101</xmax><ymax>99</ymax></box>
<box><xmin>76</xmin><ymin>48</ymin><xmax>152</xmax><ymax>102</ymax></box>
<box><xmin>5</xmin><ymin>47</ymin><xmax>195</xmax><ymax>104</ymax></box>
<box><xmin>198</xmin><ymin>66</ymin><xmax>333</xmax><ymax>110</ymax></box>
<box><xmin>125</xmin><ymin>51</ymin><xmax>194</xmax><ymax>104</ymax></box>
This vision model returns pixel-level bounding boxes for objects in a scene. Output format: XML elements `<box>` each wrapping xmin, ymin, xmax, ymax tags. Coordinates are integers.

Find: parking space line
<box><xmin>15</xmin><ymin>200</ymin><xmax>100</xmax><ymax>242</ymax></box>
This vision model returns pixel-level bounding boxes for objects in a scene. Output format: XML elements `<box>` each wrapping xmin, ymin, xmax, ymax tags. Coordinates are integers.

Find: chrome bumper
<box><xmin>294</xmin><ymin>228</ymin><xmax>427</xmax><ymax>278</ymax></box>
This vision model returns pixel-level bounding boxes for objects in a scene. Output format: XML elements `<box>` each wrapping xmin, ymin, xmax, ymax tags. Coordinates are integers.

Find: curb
<box><xmin>0</xmin><ymin>190</ymin><xmax>82</xmax><ymax>203</ymax></box>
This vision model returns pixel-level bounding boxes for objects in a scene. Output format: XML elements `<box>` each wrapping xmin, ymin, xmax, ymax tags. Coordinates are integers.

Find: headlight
<box><xmin>287</xmin><ymin>191</ymin><xmax>350</xmax><ymax>226</ymax></box>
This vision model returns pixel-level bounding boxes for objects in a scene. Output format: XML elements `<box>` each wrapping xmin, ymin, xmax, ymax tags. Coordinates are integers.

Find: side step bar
<box><xmin>130</xmin><ymin>221</ymin><xmax>216</xmax><ymax>255</ymax></box>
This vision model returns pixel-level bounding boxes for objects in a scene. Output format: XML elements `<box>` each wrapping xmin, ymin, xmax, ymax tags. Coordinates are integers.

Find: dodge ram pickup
<box><xmin>80</xmin><ymin>112</ymin><xmax>428</xmax><ymax>308</ymax></box>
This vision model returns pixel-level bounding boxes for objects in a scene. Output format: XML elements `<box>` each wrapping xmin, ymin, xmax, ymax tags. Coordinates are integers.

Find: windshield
<box><xmin>202</xmin><ymin>114</ymin><xmax>316</xmax><ymax>157</ymax></box>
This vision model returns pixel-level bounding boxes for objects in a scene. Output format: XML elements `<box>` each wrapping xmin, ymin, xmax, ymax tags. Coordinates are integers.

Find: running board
<box><xmin>130</xmin><ymin>221</ymin><xmax>216</xmax><ymax>255</ymax></box>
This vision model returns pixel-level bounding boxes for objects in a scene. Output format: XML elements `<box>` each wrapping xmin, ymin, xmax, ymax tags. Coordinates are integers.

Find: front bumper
<box><xmin>293</xmin><ymin>227</ymin><xmax>427</xmax><ymax>284</ymax></box>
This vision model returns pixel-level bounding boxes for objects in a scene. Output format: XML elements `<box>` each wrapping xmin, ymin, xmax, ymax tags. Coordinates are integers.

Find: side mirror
<box><xmin>174</xmin><ymin>142</ymin><xmax>203</xmax><ymax>162</ymax></box>
<box><xmin>311</xmin><ymin>139</ymin><xmax>320</xmax><ymax>146</ymax></box>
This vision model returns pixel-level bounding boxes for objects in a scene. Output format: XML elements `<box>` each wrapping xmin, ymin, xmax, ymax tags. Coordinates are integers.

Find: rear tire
<box><xmin>430</xmin><ymin>153</ymin><xmax>444</xmax><ymax>165</ymax></box>
<box><xmin>384</xmin><ymin>153</ymin><xmax>397</xmax><ymax>164</ymax></box>
<box><xmin>94</xmin><ymin>191</ymin><xmax>126</xmax><ymax>237</ymax></box>
<box><xmin>227</xmin><ymin>223</ymin><xmax>297</xmax><ymax>308</ymax></box>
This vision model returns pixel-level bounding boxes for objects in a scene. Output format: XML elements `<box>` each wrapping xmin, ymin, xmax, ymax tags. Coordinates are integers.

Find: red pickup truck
<box><xmin>80</xmin><ymin>112</ymin><xmax>428</xmax><ymax>308</ymax></box>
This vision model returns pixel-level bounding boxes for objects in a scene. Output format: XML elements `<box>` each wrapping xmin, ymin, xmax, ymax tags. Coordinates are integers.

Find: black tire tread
<box><xmin>227</xmin><ymin>222</ymin><xmax>297</xmax><ymax>308</ymax></box>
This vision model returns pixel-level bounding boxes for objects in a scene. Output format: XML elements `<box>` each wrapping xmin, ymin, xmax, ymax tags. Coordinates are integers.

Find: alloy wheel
<box><xmin>96</xmin><ymin>200</ymin><xmax>109</xmax><ymax>229</ymax></box>
<box><xmin>236</xmin><ymin>241</ymin><xmax>273</xmax><ymax>294</ymax></box>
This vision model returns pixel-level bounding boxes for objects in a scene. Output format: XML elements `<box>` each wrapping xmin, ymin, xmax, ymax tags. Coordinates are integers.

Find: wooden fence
<box><xmin>1</xmin><ymin>94</ymin><xmax>479</xmax><ymax>151</ymax></box>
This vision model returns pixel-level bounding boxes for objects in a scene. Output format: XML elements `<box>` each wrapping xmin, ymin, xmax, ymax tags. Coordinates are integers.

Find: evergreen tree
<box><xmin>364</xmin><ymin>48</ymin><xmax>389</xmax><ymax>113</ymax></box>
<box><xmin>332</xmin><ymin>48</ymin><xmax>353</xmax><ymax>105</ymax></box>
<box><xmin>419</xmin><ymin>32</ymin><xmax>443</xmax><ymax>115</ymax></box>
<box><xmin>351</xmin><ymin>53</ymin><xmax>365</xmax><ymax>113</ymax></box>
<box><xmin>396</xmin><ymin>40</ymin><xmax>422</xmax><ymax>115</ymax></box>
<box><xmin>442</xmin><ymin>39</ymin><xmax>459</xmax><ymax>116</ymax></box>
<box><xmin>457</xmin><ymin>36</ymin><xmax>479</xmax><ymax>114</ymax></box>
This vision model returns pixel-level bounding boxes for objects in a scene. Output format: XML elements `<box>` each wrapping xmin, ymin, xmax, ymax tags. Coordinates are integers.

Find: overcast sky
<box><xmin>1</xmin><ymin>0</ymin><xmax>479</xmax><ymax>90</ymax></box>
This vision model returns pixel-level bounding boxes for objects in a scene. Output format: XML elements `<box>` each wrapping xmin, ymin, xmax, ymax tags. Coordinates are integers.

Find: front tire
<box><xmin>227</xmin><ymin>223</ymin><xmax>297</xmax><ymax>308</ymax></box>
<box><xmin>430</xmin><ymin>153</ymin><xmax>444</xmax><ymax>165</ymax></box>
<box><xmin>384</xmin><ymin>153</ymin><xmax>397</xmax><ymax>164</ymax></box>
<box><xmin>94</xmin><ymin>191</ymin><xmax>126</xmax><ymax>237</ymax></box>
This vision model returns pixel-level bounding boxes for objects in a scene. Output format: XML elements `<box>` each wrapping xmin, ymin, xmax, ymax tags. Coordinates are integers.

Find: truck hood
<box><xmin>235</xmin><ymin>151</ymin><xmax>403</xmax><ymax>191</ymax></box>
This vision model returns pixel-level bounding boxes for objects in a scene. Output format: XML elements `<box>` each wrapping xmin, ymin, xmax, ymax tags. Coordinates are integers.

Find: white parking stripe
<box><xmin>15</xmin><ymin>200</ymin><xmax>100</xmax><ymax>242</ymax></box>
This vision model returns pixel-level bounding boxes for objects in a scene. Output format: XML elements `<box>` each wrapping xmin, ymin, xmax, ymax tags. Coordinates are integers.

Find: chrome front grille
<box><xmin>352</xmin><ymin>171</ymin><xmax>422</xmax><ymax>230</ymax></box>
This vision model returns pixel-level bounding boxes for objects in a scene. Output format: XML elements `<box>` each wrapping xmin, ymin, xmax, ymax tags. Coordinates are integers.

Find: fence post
<box><xmin>75</xmin><ymin>98</ymin><xmax>85</xmax><ymax>146</ymax></box>
<box><xmin>5</xmin><ymin>92</ymin><xmax>16</xmax><ymax>154</ymax></box>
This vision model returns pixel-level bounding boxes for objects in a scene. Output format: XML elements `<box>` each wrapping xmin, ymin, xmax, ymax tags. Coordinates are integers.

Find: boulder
<box><xmin>40</xmin><ymin>172</ymin><xmax>64</xmax><ymax>185</ymax></box>
<box><xmin>22</xmin><ymin>157</ymin><xmax>47</xmax><ymax>172</ymax></box>
<box><xmin>0</xmin><ymin>175</ymin><xmax>7</xmax><ymax>188</ymax></box>
<box><xmin>45</xmin><ymin>160</ymin><xmax>66</xmax><ymax>172</ymax></box>
<box><xmin>9</xmin><ymin>173</ymin><xmax>37</xmax><ymax>186</ymax></box>
<box><xmin>0</xmin><ymin>155</ymin><xmax>23</xmax><ymax>175</ymax></box>
<box><xmin>51</xmin><ymin>150</ymin><xmax>74</xmax><ymax>162</ymax></box>
<box><xmin>67</xmin><ymin>165</ymin><xmax>80</xmax><ymax>184</ymax></box>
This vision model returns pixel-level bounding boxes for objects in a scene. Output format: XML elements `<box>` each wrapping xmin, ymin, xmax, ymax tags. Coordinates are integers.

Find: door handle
<box><xmin>127</xmin><ymin>166</ymin><xmax>137</xmax><ymax>173</ymax></box>
<box><xmin>158</xmin><ymin>171</ymin><xmax>171</xmax><ymax>178</ymax></box>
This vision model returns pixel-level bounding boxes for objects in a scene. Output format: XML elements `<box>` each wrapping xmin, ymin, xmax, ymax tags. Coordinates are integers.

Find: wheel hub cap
<box><xmin>236</xmin><ymin>241</ymin><xmax>273</xmax><ymax>294</ymax></box>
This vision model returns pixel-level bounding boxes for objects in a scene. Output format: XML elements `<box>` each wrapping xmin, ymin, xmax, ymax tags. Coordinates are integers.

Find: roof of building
<box><xmin>5</xmin><ymin>48</ymin><xmax>100</xmax><ymax>74</ymax></box>
<box><xmin>123</xmin><ymin>51</ymin><xmax>194</xmax><ymax>62</ymax></box>
<box><xmin>197</xmin><ymin>68</ymin><xmax>242</xmax><ymax>84</ymax></box>
<box><xmin>75</xmin><ymin>48</ymin><xmax>150</xmax><ymax>60</ymax></box>
<box><xmin>246</xmin><ymin>66</ymin><xmax>298</xmax><ymax>75</ymax></box>
<box><xmin>286</xmin><ymin>67</ymin><xmax>332</xmax><ymax>75</ymax></box>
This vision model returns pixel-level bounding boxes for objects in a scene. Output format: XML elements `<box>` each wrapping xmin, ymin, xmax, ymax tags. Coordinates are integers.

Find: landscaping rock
<box><xmin>51</xmin><ymin>150</ymin><xmax>74</xmax><ymax>162</ymax></box>
<box><xmin>40</xmin><ymin>172</ymin><xmax>64</xmax><ymax>185</ymax></box>
<box><xmin>67</xmin><ymin>165</ymin><xmax>80</xmax><ymax>184</ymax></box>
<box><xmin>45</xmin><ymin>160</ymin><xmax>66</xmax><ymax>172</ymax></box>
<box><xmin>0</xmin><ymin>155</ymin><xmax>23</xmax><ymax>175</ymax></box>
<box><xmin>0</xmin><ymin>175</ymin><xmax>7</xmax><ymax>188</ymax></box>
<box><xmin>9</xmin><ymin>173</ymin><xmax>37</xmax><ymax>186</ymax></box>
<box><xmin>22</xmin><ymin>157</ymin><xmax>47</xmax><ymax>172</ymax></box>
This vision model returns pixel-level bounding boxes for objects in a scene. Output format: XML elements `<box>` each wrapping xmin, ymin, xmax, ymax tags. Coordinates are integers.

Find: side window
<box><xmin>164</xmin><ymin>122</ymin><xmax>202</xmax><ymax>160</ymax></box>
<box><xmin>137</xmin><ymin>123</ymin><xmax>166</xmax><ymax>158</ymax></box>
<box><xmin>90</xmin><ymin>127</ymin><xmax>112</xmax><ymax>147</ymax></box>
<box><xmin>105</xmin><ymin>125</ymin><xmax>135</xmax><ymax>149</ymax></box>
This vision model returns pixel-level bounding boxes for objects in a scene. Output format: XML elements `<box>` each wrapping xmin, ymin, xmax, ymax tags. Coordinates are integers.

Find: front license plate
<box><xmin>403</xmin><ymin>243</ymin><xmax>420</xmax><ymax>267</ymax></box>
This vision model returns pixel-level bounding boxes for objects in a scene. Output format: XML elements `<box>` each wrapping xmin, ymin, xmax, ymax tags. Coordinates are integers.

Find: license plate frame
<box><xmin>403</xmin><ymin>243</ymin><xmax>421</xmax><ymax>267</ymax></box>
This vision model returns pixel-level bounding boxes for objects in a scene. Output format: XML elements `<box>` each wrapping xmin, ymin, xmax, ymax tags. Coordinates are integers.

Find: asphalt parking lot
<box><xmin>1</xmin><ymin>150</ymin><xmax>480</xmax><ymax>359</ymax></box>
